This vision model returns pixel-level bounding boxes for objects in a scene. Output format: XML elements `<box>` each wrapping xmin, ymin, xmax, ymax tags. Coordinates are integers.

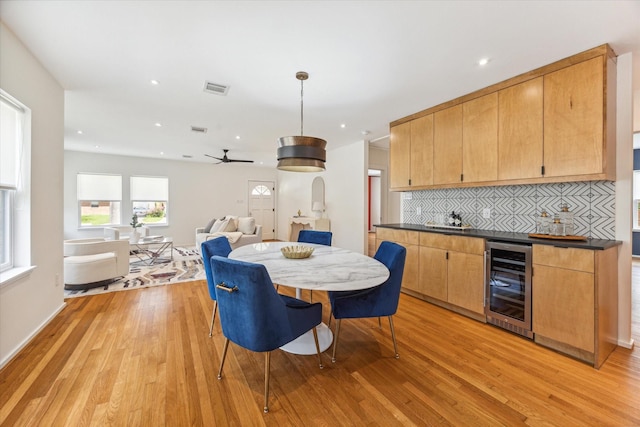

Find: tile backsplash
<box><xmin>401</xmin><ymin>181</ymin><xmax>615</xmax><ymax>240</ymax></box>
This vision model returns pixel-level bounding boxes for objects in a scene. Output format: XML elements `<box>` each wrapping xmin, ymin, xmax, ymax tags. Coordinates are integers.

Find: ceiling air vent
<box><xmin>191</xmin><ymin>126</ymin><xmax>208</xmax><ymax>133</ymax></box>
<box><xmin>203</xmin><ymin>81</ymin><xmax>229</xmax><ymax>96</ymax></box>
<box><xmin>182</xmin><ymin>154</ymin><xmax>193</xmax><ymax>159</ymax></box>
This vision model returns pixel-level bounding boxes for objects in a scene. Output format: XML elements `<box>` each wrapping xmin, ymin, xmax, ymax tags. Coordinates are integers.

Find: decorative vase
<box><xmin>130</xmin><ymin>230</ymin><xmax>140</xmax><ymax>244</ymax></box>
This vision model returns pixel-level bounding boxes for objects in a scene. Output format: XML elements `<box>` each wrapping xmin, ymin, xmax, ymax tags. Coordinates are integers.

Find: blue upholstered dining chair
<box><xmin>298</xmin><ymin>229</ymin><xmax>332</xmax><ymax>246</ymax></box>
<box><xmin>295</xmin><ymin>229</ymin><xmax>333</xmax><ymax>300</ymax></box>
<box><xmin>201</xmin><ymin>237</ymin><xmax>233</xmax><ymax>337</ymax></box>
<box><xmin>210</xmin><ymin>255</ymin><xmax>324</xmax><ymax>414</ymax></box>
<box><xmin>327</xmin><ymin>241</ymin><xmax>406</xmax><ymax>363</ymax></box>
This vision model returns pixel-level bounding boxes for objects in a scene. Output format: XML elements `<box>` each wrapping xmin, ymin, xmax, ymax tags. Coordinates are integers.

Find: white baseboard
<box><xmin>0</xmin><ymin>301</ymin><xmax>67</xmax><ymax>369</ymax></box>
<box><xmin>617</xmin><ymin>338</ymin><xmax>635</xmax><ymax>349</ymax></box>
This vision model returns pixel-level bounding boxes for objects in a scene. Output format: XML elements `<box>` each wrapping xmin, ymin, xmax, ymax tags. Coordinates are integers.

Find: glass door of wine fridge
<box><xmin>485</xmin><ymin>241</ymin><xmax>533</xmax><ymax>338</ymax></box>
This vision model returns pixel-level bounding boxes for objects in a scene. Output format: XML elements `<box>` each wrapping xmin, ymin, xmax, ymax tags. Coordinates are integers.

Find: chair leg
<box><xmin>328</xmin><ymin>310</ymin><xmax>333</xmax><ymax>329</ymax></box>
<box><xmin>388</xmin><ymin>316</ymin><xmax>399</xmax><ymax>359</ymax></box>
<box><xmin>264</xmin><ymin>352</ymin><xmax>271</xmax><ymax>413</ymax></box>
<box><xmin>217</xmin><ymin>338</ymin><xmax>230</xmax><ymax>379</ymax></box>
<box><xmin>311</xmin><ymin>327</ymin><xmax>324</xmax><ymax>369</ymax></box>
<box><xmin>331</xmin><ymin>319</ymin><xmax>341</xmax><ymax>363</ymax></box>
<box><xmin>378</xmin><ymin>316</ymin><xmax>382</xmax><ymax>329</ymax></box>
<box><xmin>209</xmin><ymin>301</ymin><xmax>218</xmax><ymax>337</ymax></box>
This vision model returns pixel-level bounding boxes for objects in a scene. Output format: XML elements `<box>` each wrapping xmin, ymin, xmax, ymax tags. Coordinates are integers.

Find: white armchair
<box><xmin>63</xmin><ymin>238</ymin><xmax>130</xmax><ymax>290</ymax></box>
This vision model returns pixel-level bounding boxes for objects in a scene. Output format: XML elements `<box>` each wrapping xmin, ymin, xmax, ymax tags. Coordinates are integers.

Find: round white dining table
<box><xmin>229</xmin><ymin>241</ymin><xmax>389</xmax><ymax>355</ymax></box>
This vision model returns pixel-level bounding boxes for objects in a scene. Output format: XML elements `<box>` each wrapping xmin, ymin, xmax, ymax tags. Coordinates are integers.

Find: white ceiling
<box><xmin>1</xmin><ymin>1</ymin><xmax>639</xmax><ymax>167</ymax></box>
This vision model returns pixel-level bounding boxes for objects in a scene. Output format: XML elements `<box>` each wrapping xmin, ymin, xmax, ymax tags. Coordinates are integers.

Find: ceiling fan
<box><xmin>205</xmin><ymin>149</ymin><xmax>254</xmax><ymax>164</ymax></box>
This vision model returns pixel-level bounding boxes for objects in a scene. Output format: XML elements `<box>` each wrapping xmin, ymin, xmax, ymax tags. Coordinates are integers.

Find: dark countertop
<box><xmin>374</xmin><ymin>223</ymin><xmax>621</xmax><ymax>250</ymax></box>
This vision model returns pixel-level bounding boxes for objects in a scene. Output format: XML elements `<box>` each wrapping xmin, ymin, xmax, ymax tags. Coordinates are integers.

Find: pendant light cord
<box><xmin>300</xmin><ymin>78</ymin><xmax>304</xmax><ymax>136</ymax></box>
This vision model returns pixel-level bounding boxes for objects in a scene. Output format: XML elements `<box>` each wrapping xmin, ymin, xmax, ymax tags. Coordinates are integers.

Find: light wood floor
<box><xmin>1</xmin><ymin>263</ymin><xmax>639</xmax><ymax>426</ymax></box>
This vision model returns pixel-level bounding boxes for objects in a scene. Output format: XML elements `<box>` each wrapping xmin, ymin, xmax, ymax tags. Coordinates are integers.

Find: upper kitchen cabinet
<box><xmin>543</xmin><ymin>56</ymin><xmax>614</xmax><ymax>179</ymax></box>
<box><xmin>390</xmin><ymin>115</ymin><xmax>434</xmax><ymax>190</ymax></box>
<box><xmin>498</xmin><ymin>77</ymin><xmax>544</xmax><ymax>180</ymax></box>
<box><xmin>389</xmin><ymin>44</ymin><xmax>616</xmax><ymax>190</ymax></box>
<box><xmin>433</xmin><ymin>105</ymin><xmax>463</xmax><ymax>185</ymax></box>
<box><xmin>389</xmin><ymin>121</ymin><xmax>411</xmax><ymax>189</ymax></box>
<box><xmin>462</xmin><ymin>92</ymin><xmax>498</xmax><ymax>183</ymax></box>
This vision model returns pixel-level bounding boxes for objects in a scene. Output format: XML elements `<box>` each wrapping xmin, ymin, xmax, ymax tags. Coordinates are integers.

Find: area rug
<box><xmin>64</xmin><ymin>246</ymin><xmax>205</xmax><ymax>298</ymax></box>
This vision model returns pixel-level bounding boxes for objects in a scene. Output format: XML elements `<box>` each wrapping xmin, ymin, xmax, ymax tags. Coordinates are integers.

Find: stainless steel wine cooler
<box><xmin>485</xmin><ymin>241</ymin><xmax>533</xmax><ymax>339</ymax></box>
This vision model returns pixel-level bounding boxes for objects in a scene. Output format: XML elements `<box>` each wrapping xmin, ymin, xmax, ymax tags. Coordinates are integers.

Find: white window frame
<box><xmin>0</xmin><ymin>90</ymin><xmax>33</xmax><ymax>285</ymax></box>
<box><xmin>130</xmin><ymin>176</ymin><xmax>169</xmax><ymax>226</ymax></box>
<box><xmin>77</xmin><ymin>173</ymin><xmax>122</xmax><ymax>228</ymax></box>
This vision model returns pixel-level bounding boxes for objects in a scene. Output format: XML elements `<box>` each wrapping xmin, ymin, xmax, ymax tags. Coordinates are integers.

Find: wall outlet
<box><xmin>482</xmin><ymin>208</ymin><xmax>491</xmax><ymax>219</ymax></box>
<box><xmin>416</xmin><ymin>206</ymin><xmax>422</xmax><ymax>215</ymax></box>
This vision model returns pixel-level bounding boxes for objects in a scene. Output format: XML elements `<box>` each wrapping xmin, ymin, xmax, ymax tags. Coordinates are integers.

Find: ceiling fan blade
<box><xmin>204</xmin><ymin>154</ymin><xmax>223</xmax><ymax>161</ymax></box>
<box><xmin>228</xmin><ymin>159</ymin><xmax>254</xmax><ymax>163</ymax></box>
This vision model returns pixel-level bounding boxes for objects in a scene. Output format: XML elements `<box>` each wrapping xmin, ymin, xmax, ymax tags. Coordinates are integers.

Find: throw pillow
<box><xmin>237</xmin><ymin>217</ymin><xmax>256</xmax><ymax>235</ymax></box>
<box><xmin>225</xmin><ymin>215</ymin><xmax>239</xmax><ymax>230</ymax></box>
<box><xmin>203</xmin><ymin>218</ymin><xmax>216</xmax><ymax>233</ymax></box>
<box><xmin>223</xmin><ymin>219</ymin><xmax>238</xmax><ymax>232</ymax></box>
<box><xmin>209</xmin><ymin>219</ymin><xmax>229</xmax><ymax>233</ymax></box>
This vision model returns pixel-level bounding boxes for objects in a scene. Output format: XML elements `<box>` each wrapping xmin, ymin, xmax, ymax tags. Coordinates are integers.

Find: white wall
<box><xmin>0</xmin><ymin>23</ymin><xmax>65</xmax><ymax>367</ymax></box>
<box><xmin>616</xmin><ymin>52</ymin><xmax>634</xmax><ymax>348</ymax></box>
<box><xmin>64</xmin><ymin>151</ymin><xmax>278</xmax><ymax>246</ymax></box>
<box><xmin>277</xmin><ymin>140</ymin><xmax>368</xmax><ymax>253</ymax></box>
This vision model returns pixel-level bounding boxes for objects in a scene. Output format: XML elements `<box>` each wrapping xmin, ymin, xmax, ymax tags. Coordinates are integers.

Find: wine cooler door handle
<box><xmin>483</xmin><ymin>250</ymin><xmax>489</xmax><ymax>308</ymax></box>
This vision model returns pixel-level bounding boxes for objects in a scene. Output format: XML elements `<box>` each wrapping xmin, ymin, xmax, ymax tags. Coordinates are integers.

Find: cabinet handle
<box><xmin>541</xmin><ymin>165</ymin><xmax>545</xmax><ymax>176</ymax></box>
<box><xmin>408</xmin><ymin>178</ymin><xmax>411</xmax><ymax>186</ymax></box>
<box><xmin>460</xmin><ymin>173</ymin><xmax>464</xmax><ymax>182</ymax></box>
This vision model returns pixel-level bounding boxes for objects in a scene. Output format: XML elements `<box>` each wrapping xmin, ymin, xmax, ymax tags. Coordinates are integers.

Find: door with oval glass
<box><xmin>248</xmin><ymin>180</ymin><xmax>275</xmax><ymax>240</ymax></box>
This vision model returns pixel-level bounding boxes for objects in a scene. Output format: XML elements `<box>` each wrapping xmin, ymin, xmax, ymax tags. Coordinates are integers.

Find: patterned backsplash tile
<box><xmin>401</xmin><ymin>181</ymin><xmax>615</xmax><ymax>239</ymax></box>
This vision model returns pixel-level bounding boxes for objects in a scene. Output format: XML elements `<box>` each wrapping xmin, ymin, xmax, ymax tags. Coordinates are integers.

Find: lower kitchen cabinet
<box><xmin>532</xmin><ymin>244</ymin><xmax>618</xmax><ymax>368</ymax></box>
<box><xmin>447</xmin><ymin>251</ymin><xmax>484</xmax><ymax>315</ymax></box>
<box><xmin>375</xmin><ymin>227</ymin><xmax>420</xmax><ymax>293</ymax></box>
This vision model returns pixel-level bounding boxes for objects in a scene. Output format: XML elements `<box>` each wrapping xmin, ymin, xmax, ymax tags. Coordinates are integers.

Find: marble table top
<box><xmin>229</xmin><ymin>241</ymin><xmax>389</xmax><ymax>292</ymax></box>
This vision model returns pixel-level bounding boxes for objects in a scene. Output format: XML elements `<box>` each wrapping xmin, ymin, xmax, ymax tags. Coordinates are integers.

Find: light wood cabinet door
<box><xmin>532</xmin><ymin>264</ymin><xmax>595</xmax><ymax>352</ymax></box>
<box><xmin>401</xmin><ymin>243</ymin><xmax>420</xmax><ymax>292</ymax></box>
<box><xmin>462</xmin><ymin>93</ymin><xmax>498</xmax><ymax>183</ymax></box>
<box><xmin>410</xmin><ymin>114</ymin><xmax>434</xmax><ymax>187</ymax></box>
<box><xmin>418</xmin><ymin>246</ymin><xmax>447</xmax><ymax>301</ymax></box>
<box><xmin>433</xmin><ymin>105</ymin><xmax>463</xmax><ymax>185</ymax></box>
<box><xmin>543</xmin><ymin>56</ymin><xmax>604</xmax><ymax>177</ymax></box>
<box><xmin>389</xmin><ymin>122</ymin><xmax>411</xmax><ymax>188</ymax></box>
<box><xmin>447</xmin><ymin>252</ymin><xmax>485</xmax><ymax>315</ymax></box>
<box><xmin>498</xmin><ymin>77</ymin><xmax>543</xmax><ymax>180</ymax></box>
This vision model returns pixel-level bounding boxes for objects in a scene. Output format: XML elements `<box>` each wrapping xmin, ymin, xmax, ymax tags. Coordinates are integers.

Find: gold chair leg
<box><xmin>312</xmin><ymin>327</ymin><xmax>324</xmax><ymax>369</ymax></box>
<box><xmin>328</xmin><ymin>310</ymin><xmax>333</xmax><ymax>329</ymax></box>
<box><xmin>217</xmin><ymin>338</ymin><xmax>230</xmax><ymax>379</ymax></box>
<box><xmin>388</xmin><ymin>316</ymin><xmax>399</xmax><ymax>359</ymax></box>
<box><xmin>209</xmin><ymin>301</ymin><xmax>218</xmax><ymax>337</ymax></box>
<box><xmin>264</xmin><ymin>352</ymin><xmax>271</xmax><ymax>413</ymax></box>
<box><xmin>331</xmin><ymin>319</ymin><xmax>341</xmax><ymax>363</ymax></box>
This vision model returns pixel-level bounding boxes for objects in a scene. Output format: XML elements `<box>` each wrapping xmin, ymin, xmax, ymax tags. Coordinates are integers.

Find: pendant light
<box><xmin>277</xmin><ymin>71</ymin><xmax>327</xmax><ymax>172</ymax></box>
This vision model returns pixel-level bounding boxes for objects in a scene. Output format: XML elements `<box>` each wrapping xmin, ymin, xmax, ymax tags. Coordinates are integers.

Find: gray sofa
<box><xmin>195</xmin><ymin>215</ymin><xmax>263</xmax><ymax>252</ymax></box>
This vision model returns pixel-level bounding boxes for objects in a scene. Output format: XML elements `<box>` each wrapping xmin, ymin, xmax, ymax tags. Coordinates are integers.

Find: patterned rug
<box><xmin>64</xmin><ymin>246</ymin><xmax>205</xmax><ymax>298</ymax></box>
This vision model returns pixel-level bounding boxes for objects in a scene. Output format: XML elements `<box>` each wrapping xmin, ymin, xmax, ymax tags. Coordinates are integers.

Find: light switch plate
<box><xmin>482</xmin><ymin>208</ymin><xmax>491</xmax><ymax>219</ymax></box>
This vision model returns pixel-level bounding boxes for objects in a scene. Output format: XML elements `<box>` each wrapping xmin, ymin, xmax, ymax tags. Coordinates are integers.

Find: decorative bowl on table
<box><xmin>281</xmin><ymin>245</ymin><xmax>314</xmax><ymax>259</ymax></box>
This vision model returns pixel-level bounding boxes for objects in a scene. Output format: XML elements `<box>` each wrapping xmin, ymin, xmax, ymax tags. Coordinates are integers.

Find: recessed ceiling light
<box><xmin>235</xmin><ymin>135</ymin><xmax>241</xmax><ymax>140</ymax></box>
<box><xmin>160</xmin><ymin>151</ymin><xmax>164</xmax><ymax>155</ymax></box>
<box><xmin>361</xmin><ymin>130</ymin><xmax>370</xmax><ymax>136</ymax></box>
<box><xmin>150</xmin><ymin>79</ymin><xmax>159</xmax><ymax>85</ymax></box>
<box><xmin>478</xmin><ymin>58</ymin><xmax>490</xmax><ymax>66</ymax></box>
<box><xmin>77</xmin><ymin>130</ymin><xmax>83</xmax><ymax>134</ymax></box>
<box><xmin>95</xmin><ymin>145</ymin><xmax>100</xmax><ymax>148</ymax></box>
<box><xmin>155</xmin><ymin>122</ymin><xmax>162</xmax><ymax>127</ymax></box>
<box><xmin>340</xmin><ymin>124</ymin><xmax>346</xmax><ymax>128</ymax></box>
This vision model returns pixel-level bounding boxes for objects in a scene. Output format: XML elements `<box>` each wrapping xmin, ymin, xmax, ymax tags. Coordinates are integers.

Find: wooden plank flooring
<box><xmin>1</xmin><ymin>262</ymin><xmax>639</xmax><ymax>426</ymax></box>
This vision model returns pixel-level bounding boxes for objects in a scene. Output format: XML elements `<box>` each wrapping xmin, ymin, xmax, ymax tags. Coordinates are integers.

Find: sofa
<box><xmin>195</xmin><ymin>215</ymin><xmax>263</xmax><ymax>252</ymax></box>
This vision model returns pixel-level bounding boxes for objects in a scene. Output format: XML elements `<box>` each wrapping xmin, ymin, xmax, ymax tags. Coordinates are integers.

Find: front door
<box><xmin>248</xmin><ymin>180</ymin><xmax>275</xmax><ymax>240</ymax></box>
